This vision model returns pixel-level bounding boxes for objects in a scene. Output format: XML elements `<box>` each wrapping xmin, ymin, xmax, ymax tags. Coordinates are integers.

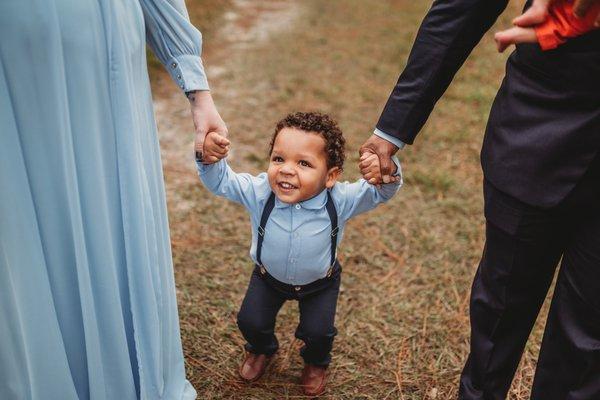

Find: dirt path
<box><xmin>153</xmin><ymin>0</ymin><xmax>300</xmax><ymax>218</ymax></box>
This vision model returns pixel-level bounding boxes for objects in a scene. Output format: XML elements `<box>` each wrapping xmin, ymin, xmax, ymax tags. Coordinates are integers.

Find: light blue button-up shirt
<box><xmin>196</xmin><ymin>158</ymin><xmax>402</xmax><ymax>285</ymax></box>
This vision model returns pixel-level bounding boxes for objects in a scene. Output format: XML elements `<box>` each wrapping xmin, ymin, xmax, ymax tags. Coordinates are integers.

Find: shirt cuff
<box><xmin>195</xmin><ymin>157</ymin><xmax>224</xmax><ymax>175</ymax></box>
<box><xmin>374</xmin><ymin>128</ymin><xmax>406</xmax><ymax>150</ymax></box>
<box><xmin>167</xmin><ymin>55</ymin><xmax>209</xmax><ymax>92</ymax></box>
<box><xmin>390</xmin><ymin>155</ymin><xmax>402</xmax><ymax>178</ymax></box>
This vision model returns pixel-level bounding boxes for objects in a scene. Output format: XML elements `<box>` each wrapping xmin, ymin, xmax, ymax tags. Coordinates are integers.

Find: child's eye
<box><xmin>272</xmin><ymin>156</ymin><xmax>283</xmax><ymax>162</ymax></box>
<box><xmin>299</xmin><ymin>160</ymin><xmax>311</xmax><ymax>167</ymax></box>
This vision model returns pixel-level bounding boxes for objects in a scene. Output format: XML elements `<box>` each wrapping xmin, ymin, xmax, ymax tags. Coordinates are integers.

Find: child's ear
<box><xmin>325</xmin><ymin>167</ymin><xmax>342</xmax><ymax>189</ymax></box>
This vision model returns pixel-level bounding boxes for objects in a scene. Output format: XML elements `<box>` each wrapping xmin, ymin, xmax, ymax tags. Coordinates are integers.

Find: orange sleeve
<box><xmin>535</xmin><ymin>0</ymin><xmax>600</xmax><ymax>50</ymax></box>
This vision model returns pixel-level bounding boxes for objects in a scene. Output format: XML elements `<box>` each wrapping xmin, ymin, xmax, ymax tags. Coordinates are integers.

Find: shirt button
<box><xmin>295</xmin><ymin>204</ymin><xmax>301</xmax><ymax>210</ymax></box>
<box><xmin>171</xmin><ymin>62</ymin><xmax>177</xmax><ymax>69</ymax></box>
<box><xmin>177</xmin><ymin>74</ymin><xmax>182</xmax><ymax>80</ymax></box>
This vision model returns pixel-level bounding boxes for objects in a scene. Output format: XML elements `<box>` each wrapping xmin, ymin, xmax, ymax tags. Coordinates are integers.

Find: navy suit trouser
<box><xmin>459</xmin><ymin>156</ymin><xmax>600</xmax><ymax>400</ymax></box>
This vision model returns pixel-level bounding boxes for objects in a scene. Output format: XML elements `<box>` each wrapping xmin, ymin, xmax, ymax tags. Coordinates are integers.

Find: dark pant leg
<box><xmin>459</xmin><ymin>181</ymin><xmax>566</xmax><ymax>400</ymax></box>
<box><xmin>531</xmin><ymin>211</ymin><xmax>600</xmax><ymax>399</ymax></box>
<box><xmin>237</xmin><ymin>269</ymin><xmax>286</xmax><ymax>356</ymax></box>
<box><xmin>295</xmin><ymin>274</ymin><xmax>341</xmax><ymax>367</ymax></box>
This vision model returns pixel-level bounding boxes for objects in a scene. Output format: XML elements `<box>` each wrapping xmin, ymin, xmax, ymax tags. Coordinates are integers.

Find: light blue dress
<box><xmin>0</xmin><ymin>1</ymin><xmax>208</xmax><ymax>399</ymax></box>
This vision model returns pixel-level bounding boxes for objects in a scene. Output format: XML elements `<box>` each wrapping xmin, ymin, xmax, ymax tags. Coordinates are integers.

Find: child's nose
<box><xmin>280</xmin><ymin>163</ymin><xmax>296</xmax><ymax>175</ymax></box>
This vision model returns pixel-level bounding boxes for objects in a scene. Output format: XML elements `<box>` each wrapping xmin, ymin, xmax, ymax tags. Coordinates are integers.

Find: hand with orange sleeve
<box><xmin>495</xmin><ymin>0</ymin><xmax>600</xmax><ymax>52</ymax></box>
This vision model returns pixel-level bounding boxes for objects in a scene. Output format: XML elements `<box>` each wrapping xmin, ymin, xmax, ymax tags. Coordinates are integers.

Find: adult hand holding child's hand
<box><xmin>359</xmin><ymin>134</ymin><xmax>399</xmax><ymax>184</ymax></box>
<box><xmin>187</xmin><ymin>90</ymin><xmax>228</xmax><ymax>163</ymax></box>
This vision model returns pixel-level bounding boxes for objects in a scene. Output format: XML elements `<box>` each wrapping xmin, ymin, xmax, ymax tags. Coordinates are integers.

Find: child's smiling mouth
<box><xmin>277</xmin><ymin>181</ymin><xmax>298</xmax><ymax>192</ymax></box>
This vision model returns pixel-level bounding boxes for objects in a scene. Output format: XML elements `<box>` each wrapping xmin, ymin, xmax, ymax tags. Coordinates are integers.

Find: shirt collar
<box><xmin>274</xmin><ymin>189</ymin><xmax>328</xmax><ymax>210</ymax></box>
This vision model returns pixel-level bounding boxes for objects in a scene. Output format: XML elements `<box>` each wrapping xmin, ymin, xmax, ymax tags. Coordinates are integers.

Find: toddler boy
<box><xmin>196</xmin><ymin>112</ymin><xmax>401</xmax><ymax>396</ymax></box>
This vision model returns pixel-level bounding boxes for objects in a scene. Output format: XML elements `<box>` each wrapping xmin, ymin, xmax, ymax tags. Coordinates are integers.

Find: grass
<box><xmin>152</xmin><ymin>1</ymin><xmax>552</xmax><ymax>398</ymax></box>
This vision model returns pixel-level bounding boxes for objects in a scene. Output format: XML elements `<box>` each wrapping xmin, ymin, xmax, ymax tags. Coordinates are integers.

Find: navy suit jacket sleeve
<box><xmin>376</xmin><ymin>0</ymin><xmax>509</xmax><ymax>145</ymax></box>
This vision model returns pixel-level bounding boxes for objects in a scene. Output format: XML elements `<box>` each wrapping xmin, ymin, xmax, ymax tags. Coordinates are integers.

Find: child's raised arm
<box><xmin>196</xmin><ymin>132</ymin><xmax>270</xmax><ymax>210</ymax></box>
<box><xmin>332</xmin><ymin>154</ymin><xmax>402</xmax><ymax>222</ymax></box>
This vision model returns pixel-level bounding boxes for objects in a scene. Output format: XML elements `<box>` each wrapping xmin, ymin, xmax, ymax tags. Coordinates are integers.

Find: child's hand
<box><xmin>360</xmin><ymin>151</ymin><xmax>382</xmax><ymax>185</ymax></box>
<box><xmin>513</xmin><ymin>0</ymin><xmax>600</xmax><ymax>27</ymax></box>
<box><xmin>202</xmin><ymin>131</ymin><xmax>230</xmax><ymax>164</ymax></box>
<box><xmin>359</xmin><ymin>151</ymin><xmax>399</xmax><ymax>186</ymax></box>
<box><xmin>512</xmin><ymin>0</ymin><xmax>551</xmax><ymax>27</ymax></box>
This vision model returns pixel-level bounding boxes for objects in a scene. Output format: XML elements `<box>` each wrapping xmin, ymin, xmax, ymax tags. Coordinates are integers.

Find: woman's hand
<box><xmin>187</xmin><ymin>90</ymin><xmax>229</xmax><ymax>163</ymax></box>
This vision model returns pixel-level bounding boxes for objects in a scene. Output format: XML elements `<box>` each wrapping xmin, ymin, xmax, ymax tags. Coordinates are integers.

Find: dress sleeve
<box><xmin>140</xmin><ymin>0</ymin><xmax>209</xmax><ymax>92</ymax></box>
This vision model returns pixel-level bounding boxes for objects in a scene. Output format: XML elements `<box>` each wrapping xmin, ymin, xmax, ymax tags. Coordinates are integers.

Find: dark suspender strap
<box><xmin>257</xmin><ymin>191</ymin><xmax>338</xmax><ymax>277</ymax></box>
<box><xmin>256</xmin><ymin>192</ymin><xmax>276</xmax><ymax>267</ymax></box>
<box><xmin>325</xmin><ymin>191</ymin><xmax>338</xmax><ymax>269</ymax></box>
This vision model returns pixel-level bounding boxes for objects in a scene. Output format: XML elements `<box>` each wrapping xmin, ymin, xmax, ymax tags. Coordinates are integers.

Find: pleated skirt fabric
<box><xmin>0</xmin><ymin>1</ymin><xmax>196</xmax><ymax>399</ymax></box>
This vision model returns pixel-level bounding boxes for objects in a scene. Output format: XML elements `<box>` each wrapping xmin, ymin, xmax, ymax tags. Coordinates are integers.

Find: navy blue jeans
<box><xmin>236</xmin><ymin>266</ymin><xmax>341</xmax><ymax>367</ymax></box>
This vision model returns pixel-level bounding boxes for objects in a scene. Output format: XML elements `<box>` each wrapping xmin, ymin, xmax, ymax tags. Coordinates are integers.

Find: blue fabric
<box><xmin>196</xmin><ymin>158</ymin><xmax>402</xmax><ymax>285</ymax></box>
<box><xmin>0</xmin><ymin>1</ymin><xmax>205</xmax><ymax>399</ymax></box>
<box><xmin>373</xmin><ymin>128</ymin><xmax>406</xmax><ymax>150</ymax></box>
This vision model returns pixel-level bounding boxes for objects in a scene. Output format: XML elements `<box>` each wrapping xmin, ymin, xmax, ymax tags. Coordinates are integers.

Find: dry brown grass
<box><xmin>152</xmin><ymin>1</ymin><xmax>553</xmax><ymax>398</ymax></box>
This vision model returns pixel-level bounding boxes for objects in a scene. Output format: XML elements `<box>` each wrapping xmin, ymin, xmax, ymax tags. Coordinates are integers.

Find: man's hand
<box><xmin>359</xmin><ymin>134</ymin><xmax>399</xmax><ymax>184</ymax></box>
<box><xmin>202</xmin><ymin>131</ymin><xmax>230</xmax><ymax>164</ymax></box>
<box><xmin>358</xmin><ymin>151</ymin><xmax>400</xmax><ymax>187</ymax></box>
<box><xmin>513</xmin><ymin>0</ymin><xmax>600</xmax><ymax>27</ymax></box>
<box><xmin>188</xmin><ymin>90</ymin><xmax>228</xmax><ymax>162</ymax></box>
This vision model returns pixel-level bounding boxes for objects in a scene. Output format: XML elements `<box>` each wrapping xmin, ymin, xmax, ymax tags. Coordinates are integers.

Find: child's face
<box><xmin>267</xmin><ymin>128</ymin><xmax>340</xmax><ymax>203</ymax></box>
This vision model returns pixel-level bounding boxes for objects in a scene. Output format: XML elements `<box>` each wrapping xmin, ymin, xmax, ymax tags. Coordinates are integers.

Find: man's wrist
<box><xmin>373</xmin><ymin>128</ymin><xmax>406</xmax><ymax>150</ymax></box>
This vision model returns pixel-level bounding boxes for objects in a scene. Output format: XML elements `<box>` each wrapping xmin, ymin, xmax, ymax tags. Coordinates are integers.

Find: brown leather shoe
<box><xmin>238</xmin><ymin>352</ymin><xmax>273</xmax><ymax>382</ymax></box>
<box><xmin>301</xmin><ymin>364</ymin><xmax>327</xmax><ymax>396</ymax></box>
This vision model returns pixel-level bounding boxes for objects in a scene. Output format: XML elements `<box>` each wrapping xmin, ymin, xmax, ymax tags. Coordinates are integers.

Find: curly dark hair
<box><xmin>269</xmin><ymin>112</ymin><xmax>346</xmax><ymax>170</ymax></box>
